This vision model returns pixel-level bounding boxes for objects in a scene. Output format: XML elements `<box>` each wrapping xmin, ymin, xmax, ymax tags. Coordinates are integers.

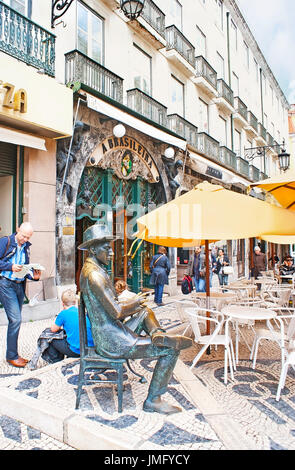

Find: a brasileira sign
<box><xmin>97</xmin><ymin>135</ymin><xmax>160</xmax><ymax>183</ymax></box>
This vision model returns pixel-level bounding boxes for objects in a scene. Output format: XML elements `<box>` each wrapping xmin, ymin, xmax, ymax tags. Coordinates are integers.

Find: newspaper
<box><xmin>16</xmin><ymin>263</ymin><xmax>45</xmax><ymax>278</ymax></box>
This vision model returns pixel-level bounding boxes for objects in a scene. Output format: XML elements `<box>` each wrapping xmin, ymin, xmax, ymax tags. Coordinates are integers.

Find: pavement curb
<box><xmin>0</xmin><ymin>357</ymin><xmax>258</xmax><ymax>450</ymax></box>
<box><xmin>0</xmin><ymin>387</ymin><xmax>142</xmax><ymax>450</ymax></box>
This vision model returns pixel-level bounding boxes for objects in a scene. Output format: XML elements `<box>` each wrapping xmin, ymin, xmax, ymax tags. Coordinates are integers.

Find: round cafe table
<box><xmin>225</xmin><ymin>284</ymin><xmax>257</xmax><ymax>302</ymax></box>
<box><xmin>221</xmin><ymin>305</ymin><xmax>277</xmax><ymax>365</ymax></box>
<box><xmin>191</xmin><ymin>291</ymin><xmax>237</xmax><ymax>310</ymax></box>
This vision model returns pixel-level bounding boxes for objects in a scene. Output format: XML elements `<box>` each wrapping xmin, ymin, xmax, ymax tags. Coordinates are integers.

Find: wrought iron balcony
<box><xmin>217</xmin><ymin>79</ymin><xmax>234</xmax><ymax>106</ymax></box>
<box><xmin>197</xmin><ymin>132</ymin><xmax>220</xmax><ymax>163</ymax></box>
<box><xmin>258</xmin><ymin>123</ymin><xmax>267</xmax><ymax>142</ymax></box>
<box><xmin>219</xmin><ymin>146</ymin><xmax>237</xmax><ymax>171</ymax></box>
<box><xmin>165</xmin><ymin>25</ymin><xmax>195</xmax><ymax>69</ymax></box>
<box><xmin>246</xmin><ymin>111</ymin><xmax>258</xmax><ymax>133</ymax></box>
<box><xmin>65</xmin><ymin>50</ymin><xmax>123</xmax><ymax>103</ymax></box>
<box><xmin>127</xmin><ymin>88</ymin><xmax>167</xmax><ymax>126</ymax></box>
<box><xmin>259</xmin><ymin>171</ymin><xmax>268</xmax><ymax>180</ymax></box>
<box><xmin>141</xmin><ymin>0</ymin><xmax>165</xmax><ymax>38</ymax></box>
<box><xmin>0</xmin><ymin>0</ymin><xmax>55</xmax><ymax>76</ymax></box>
<box><xmin>249</xmin><ymin>164</ymin><xmax>260</xmax><ymax>182</ymax></box>
<box><xmin>167</xmin><ymin>114</ymin><xmax>198</xmax><ymax>148</ymax></box>
<box><xmin>266</xmin><ymin>132</ymin><xmax>274</xmax><ymax>147</ymax></box>
<box><xmin>236</xmin><ymin>156</ymin><xmax>250</xmax><ymax>179</ymax></box>
<box><xmin>193</xmin><ymin>56</ymin><xmax>218</xmax><ymax>96</ymax></box>
<box><xmin>214</xmin><ymin>79</ymin><xmax>234</xmax><ymax>113</ymax></box>
<box><xmin>233</xmin><ymin>97</ymin><xmax>248</xmax><ymax>125</ymax></box>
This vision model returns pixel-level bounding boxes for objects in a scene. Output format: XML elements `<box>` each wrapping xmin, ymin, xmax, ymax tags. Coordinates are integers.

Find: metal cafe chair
<box><xmin>75</xmin><ymin>294</ymin><xmax>146</xmax><ymax>412</ymax></box>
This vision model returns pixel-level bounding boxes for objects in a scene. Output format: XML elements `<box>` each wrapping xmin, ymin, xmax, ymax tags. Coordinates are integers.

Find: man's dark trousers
<box><xmin>0</xmin><ymin>277</ymin><xmax>25</xmax><ymax>360</ymax></box>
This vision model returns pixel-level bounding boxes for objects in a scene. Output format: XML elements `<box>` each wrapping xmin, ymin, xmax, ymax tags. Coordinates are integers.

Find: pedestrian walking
<box><xmin>0</xmin><ymin>222</ymin><xmax>41</xmax><ymax>367</ymax></box>
<box><xmin>150</xmin><ymin>246</ymin><xmax>170</xmax><ymax>306</ymax></box>
<box><xmin>188</xmin><ymin>246</ymin><xmax>206</xmax><ymax>292</ymax></box>
<box><xmin>215</xmin><ymin>249</ymin><xmax>230</xmax><ymax>287</ymax></box>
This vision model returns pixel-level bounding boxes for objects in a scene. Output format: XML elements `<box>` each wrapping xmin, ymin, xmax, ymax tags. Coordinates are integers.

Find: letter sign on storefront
<box><xmin>0</xmin><ymin>81</ymin><xmax>28</xmax><ymax>113</ymax></box>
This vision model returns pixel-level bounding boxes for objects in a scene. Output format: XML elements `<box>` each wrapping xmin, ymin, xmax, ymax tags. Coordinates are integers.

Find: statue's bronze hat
<box><xmin>78</xmin><ymin>223</ymin><xmax>115</xmax><ymax>250</ymax></box>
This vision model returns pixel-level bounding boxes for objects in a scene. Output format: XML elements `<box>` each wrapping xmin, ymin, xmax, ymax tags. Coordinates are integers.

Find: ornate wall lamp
<box><xmin>120</xmin><ymin>0</ymin><xmax>145</xmax><ymax>20</ymax></box>
<box><xmin>244</xmin><ymin>140</ymin><xmax>291</xmax><ymax>173</ymax></box>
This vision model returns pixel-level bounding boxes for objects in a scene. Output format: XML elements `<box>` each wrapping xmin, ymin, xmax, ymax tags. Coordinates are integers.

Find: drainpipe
<box><xmin>226</xmin><ymin>12</ymin><xmax>234</xmax><ymax>152</ymax></box>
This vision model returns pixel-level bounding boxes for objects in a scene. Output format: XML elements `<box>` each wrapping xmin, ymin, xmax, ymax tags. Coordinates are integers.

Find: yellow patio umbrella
<box><xmin>134</xmin><ymin>181</ymin><xmax>295</xmax><ymax>337</ymax></box>
<box><xmin>260</xmin><ymin>235</ymin><xmax>295</xmax><ymax>244</ymax></box>
<box><xmin>135</xmin><ymin>181</ymin><xmax>295</xmax><ymax>247</ymax></box>
<box><xmin>249</xmin><ymin>170</ymin><xmax>295</xmax><ymax>211</ymax></box>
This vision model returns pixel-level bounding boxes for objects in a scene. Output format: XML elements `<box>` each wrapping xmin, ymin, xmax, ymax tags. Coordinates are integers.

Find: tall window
<box><xmin>199</xmin><ymin>98</ymin><xmax>209</xmax><ymax>133</ymax></box>
<box><xmin>234</xmin><ymin>129</ymin><xmax>241</xmax><ymax>156</ymax></box>
<box><xmin>219</xmin><ymin>116</ymin><xmax>228</xmax><ymax>147</ymax></box>
<box><xmin>133</xmin><ymin>45</ymin><xmax>152</xmax><ymax>95</ymax></box>
<box><xmin>196</xmin><ymin>25</ymin><xmax>207</xmax><ymax>58</ymax></box>
<box><xmin>3</xmin><ymin>0</ymin><xmax>28</xmax><ymax>15</ymax></box>
<box><xmin>167</xmin><ymin>0</ymin><xmax>182</xmax><ymax>31</ymax></box>
<box><xmin>231</xmin><ymin>20</ymin><xmax>238</xmax><ymax>50</ymax></box>
<box><xmin>243</xmin><ymin>41</ymin><xmax>249</xmax><ymax>69</ymax></box>
<box><xmin>232</xmin><ymin>72</ymin><xmax>239</xmax><ymax>97</ymax></box>
<box><xmin>216</xmin><ymin>52</ymin><xmax>225</xmax><ymax>79</ymax></box>
<box><xmin>215</xmin><ymin>0</ymin><xmax>224</xmax><ymax>30</ymax></box>
<box><xmin>171</xmin><ymin>75</ymin><xmax>184</xmax><ymax>116</ymax></box>
<box><xmin>77</xmin><ymin>2</ymin><xmax>104</xmax><ymax>64</ymax></box>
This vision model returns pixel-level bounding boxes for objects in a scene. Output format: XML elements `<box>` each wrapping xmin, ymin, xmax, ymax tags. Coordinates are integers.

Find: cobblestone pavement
<box><xmin>0</xmin><ymin>296</ymin><xmax>295</xmax><ymax>450</ymax></box>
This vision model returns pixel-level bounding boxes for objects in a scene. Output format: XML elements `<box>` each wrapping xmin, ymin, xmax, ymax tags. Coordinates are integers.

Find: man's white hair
<box><xmin>19</xmin><ymin>222</ymin><xmax>34</xmax><ymax>232</ymax></box>
<box><xmin>254</xmin><ymin>246</ymin><xmax>261</xmax><ymax>251</ymax></box>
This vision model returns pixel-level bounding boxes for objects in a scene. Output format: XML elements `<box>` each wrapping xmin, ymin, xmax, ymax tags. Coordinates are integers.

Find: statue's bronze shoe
<box><xmin>152</xmin><ymin>332</ymin><xmax>192</xmax><ymax>350</ymax></box>
<box><xmin>143</xmin><ymin>397</ymin><xmax>182</xmax><ymax>415</ymax></box>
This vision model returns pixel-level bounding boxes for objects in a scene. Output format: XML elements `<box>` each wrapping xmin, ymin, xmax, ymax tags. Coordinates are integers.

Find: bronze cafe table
<box><xmin>221</xmin><ymin>305</ymin><xmax>277</xmax><ymax>365</ymax></box>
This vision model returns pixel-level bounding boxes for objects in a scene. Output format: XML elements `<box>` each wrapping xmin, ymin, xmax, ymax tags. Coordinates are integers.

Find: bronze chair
<box><xmin>75</xmin><ymin>294</ymin><xmax>146</xmax><ymax>412</ymax></box>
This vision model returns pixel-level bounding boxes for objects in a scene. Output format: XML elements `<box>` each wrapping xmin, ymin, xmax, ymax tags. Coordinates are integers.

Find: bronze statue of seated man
<box><xmin>79</xmin><ymin>223</ymin><xmax>192</xmax><ymax>415</ymax></box>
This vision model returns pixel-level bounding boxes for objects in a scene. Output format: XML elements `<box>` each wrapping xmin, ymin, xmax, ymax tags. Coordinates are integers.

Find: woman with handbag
<box><xmin>150</xmin><ymin>246</ymin><xmax>170</xmax><ymax>306</ymax></box>
<box><xmin>216</xmin><ymin>249</ymin><xmax>231</xmax><ymax>287</ymax></box>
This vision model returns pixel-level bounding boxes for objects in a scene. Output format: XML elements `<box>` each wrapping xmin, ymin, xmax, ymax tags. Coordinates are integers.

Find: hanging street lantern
<box><xmin>120</xmin><ymin>0</ymin><xmax>145</xmax><ymax>20</ymax></box>
<box><xmin>278</xmin><ymin>149</ymin><xmax>291</xmax><ymax>172</ymax></box>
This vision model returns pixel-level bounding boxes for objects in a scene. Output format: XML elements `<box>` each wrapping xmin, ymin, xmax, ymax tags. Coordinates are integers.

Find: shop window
<box><xmin>77</xmin><ymin>1</ymin><xmax>104</xmax><ymax>64</ymax></box>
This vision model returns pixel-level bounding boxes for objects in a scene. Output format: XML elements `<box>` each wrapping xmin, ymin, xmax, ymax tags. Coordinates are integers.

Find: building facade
<box><xmin>0</xmin><ymin>0</ymin><xmax>290</xmax><ymax>307</ymax></box>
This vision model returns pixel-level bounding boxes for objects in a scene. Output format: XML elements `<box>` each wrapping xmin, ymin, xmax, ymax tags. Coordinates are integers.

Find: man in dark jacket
<box><xmin>0</xmin><ymin>223</ymin><xmax>41</xmax><ymax>367</ymax></box>
<box><xmin>188</xmin><ymin>246</ymin><xmax>206</xmax><ymax>292</ymax></box>
<box><xmin>251</xmin><ymin>246</ymin><xmax>267</xmax><ymax>279</ymax></box>
<box><xmin>149</xmin><ymin>246</ymin><xmax>170</xmax><ymax>306</ymax></box>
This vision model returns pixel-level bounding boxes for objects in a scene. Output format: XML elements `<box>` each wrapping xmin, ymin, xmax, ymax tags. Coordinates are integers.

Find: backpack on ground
<box><xmin>181</xmin><ymin>275</ymin><xmax>193</xmax><ymax>295</ymax></box>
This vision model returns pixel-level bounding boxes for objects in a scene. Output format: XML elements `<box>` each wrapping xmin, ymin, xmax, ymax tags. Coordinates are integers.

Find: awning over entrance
<box><xmin>0</xmin><ymin>126</ymin><xmax>47</xmax><ymax>151</ymax></box>
<box><xmin>86</xmin><ymin>93</ymin><xmax>187</xmax><ymax>151</ymax></box>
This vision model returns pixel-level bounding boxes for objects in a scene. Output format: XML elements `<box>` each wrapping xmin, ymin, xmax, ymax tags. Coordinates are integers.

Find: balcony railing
<box><xmin>127</xmin><ymin>88</ymin><xmax>167</xmax><ymax>126</ymax></box>
<box><xmin>237</xmin><ymin>157</ymin><xmax>249</xmax><ymax>178</ymax></box>
<box><xmin>195</xmin><ymin>56</ymin><xmax>217</xmax><ymax>89</ymax></box>
<box><xmin>249</xmin><ymin>165</ymin><xmax>260</xmax><ymax>182</ymax></box>
<box><xmin>167</xmin><ymin>114</ymin><xmax>198</xmax><ymax>148</ymax></box>
<box><xmin>258</xmin><ymin>123</ymin><xmax>266</xmax><ymax>141</ymax></box>
<box><xmin>247</xmin><ymin>111</ymin><xmax>258</xmax><ymax>132</ymax></box>
<box><xmin>141</xmin><ymin>0</ymin><xmax>165</xmax><ymax>38</ymax></box>
<box><xmin>197</xmin><ymin>132</ymin><xmax>220</xmax><ymax>163</ymax></box>
<box><xmin>65</xmin><ymin>50</ymin><xmax>123</xmax><ymax>103</ymax></box>
<box><xmin>234</xmin><ymin>97</ymin><xmax>247</xmax><ymax>121</ymax></box>
<box><xmin>165</xmin><ymin>25</ymin><xmax>195</xmax><ymax>68</ymax></box>
<box><xmin>217</xmin><ymin>79</ymin><xmax>234</xmax><ymax>107</ymax></box>
<box><xmin>0</xmin><ymin>0</ymin><xmax>55</xmax><ymax>76</ymax></box>
<box><xmin>219</xmin><ymin>146</ymin><xmax>237</xmax><ymax>171</ymax></box>
<box><xmin>266</xmin><ymin>132</ymin><xmax>274</xmax><ymax>146</ymax></box>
